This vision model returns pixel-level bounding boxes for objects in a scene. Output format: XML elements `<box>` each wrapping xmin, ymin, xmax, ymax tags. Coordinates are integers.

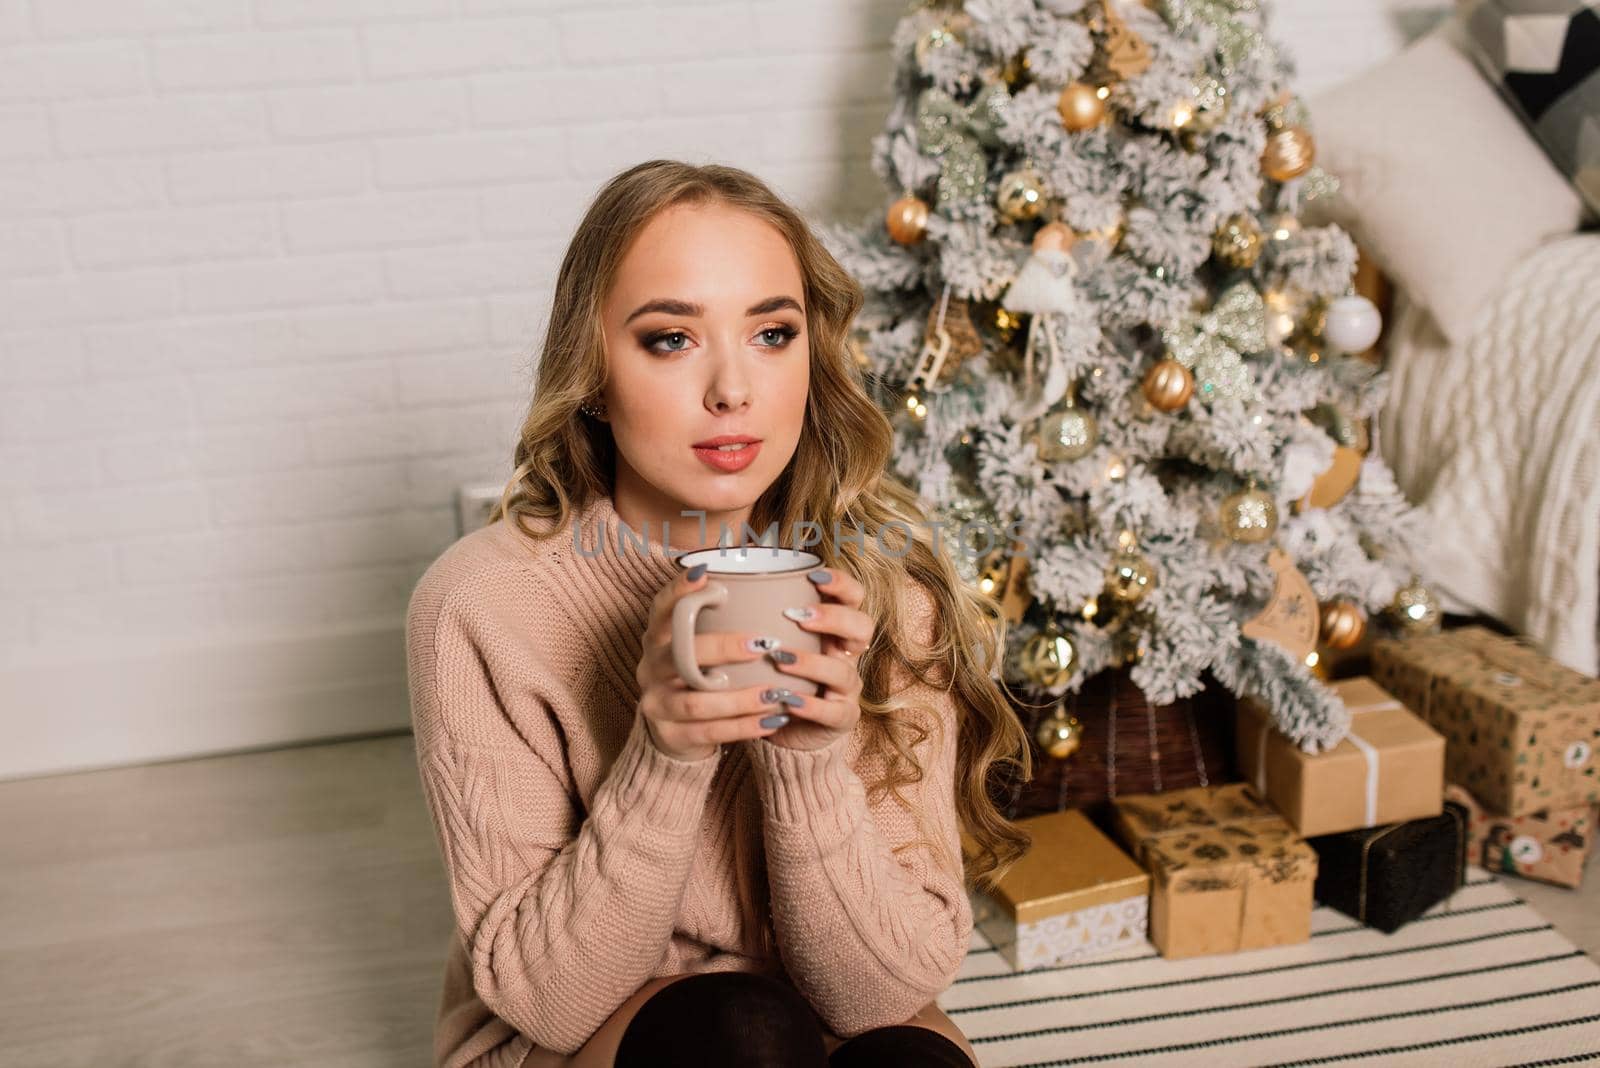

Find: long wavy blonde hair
<box><xmin>488</xmin><ymin>159</ymin><xmax>1032</xmax><ymax>891</ymax></box>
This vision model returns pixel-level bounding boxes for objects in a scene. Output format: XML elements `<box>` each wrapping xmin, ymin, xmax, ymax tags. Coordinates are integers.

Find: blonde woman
<box><xmin>405</xmin><ymin>159</ymin><xmax>1032</xmax><ymax>1068</ymax></box>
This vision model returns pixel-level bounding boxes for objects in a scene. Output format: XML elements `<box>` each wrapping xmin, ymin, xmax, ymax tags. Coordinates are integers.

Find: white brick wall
<box><xmin>0</xmin><ymin>0</ymin><xmax>1435</xmax><ymax>778</ymax></box>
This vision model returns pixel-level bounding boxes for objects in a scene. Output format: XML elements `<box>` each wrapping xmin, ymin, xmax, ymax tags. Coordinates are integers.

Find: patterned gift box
<box><xmin>1371</xmin><ymin>626</ymin><xmax>1600</xmax><ymax>816</ymax></box>
<box><xmin>1306</xmin><ymin>801</ymin><xmax>1470</xmax><ymax>934</ymax></box>
<box><xmin>1111</xmin><ymin>783</ymin><xmax>1317</xmax><ymax>959</ymax></box>
<box><xmin>1445</xmin><ymin>782</ymin><xmax>1596</xmax><ymax>889</ymax></box>
<box><xmin>1237</xmin><ymin>676</ymin><xmax>1445</xmax><ymax>838</ymax></box>
<box><xmin>963</xmin><ymin>809</ymin><xmax>1149</xmax><ymax>971</ymax></box>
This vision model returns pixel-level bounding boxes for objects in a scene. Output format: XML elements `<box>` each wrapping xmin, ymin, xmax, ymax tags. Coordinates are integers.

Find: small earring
<box><xmin>580</xmin><ymin>401</ymin><xmax>605</xmax><ymax>418</ymax></box>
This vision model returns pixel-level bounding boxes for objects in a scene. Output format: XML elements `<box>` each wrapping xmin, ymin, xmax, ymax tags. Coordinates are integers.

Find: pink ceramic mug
<box><xmin>670</xmin><ymin>545</ymin><xmax>824</xmax><ymax>695</ymax></box>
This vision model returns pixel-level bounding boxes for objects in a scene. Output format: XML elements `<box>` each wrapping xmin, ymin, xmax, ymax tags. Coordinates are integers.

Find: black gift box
<box><xmin>1305</xmin><ymin>801</ymin><xmax>1470</xmax><ymax>934</ymax></box>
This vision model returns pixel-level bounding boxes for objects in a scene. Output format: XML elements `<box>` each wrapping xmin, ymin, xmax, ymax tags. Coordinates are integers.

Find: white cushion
<box><xmin>1304</xmin><ymin>17</ymin><xmax>1588</xmax><ymax>345</ymax></box>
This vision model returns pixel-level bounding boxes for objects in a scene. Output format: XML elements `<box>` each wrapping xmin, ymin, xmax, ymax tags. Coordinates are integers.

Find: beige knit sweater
<box><xmin>404</xmin><ymin>492</ymin><xmax>973</xmax><ymax>1066</ymax></box>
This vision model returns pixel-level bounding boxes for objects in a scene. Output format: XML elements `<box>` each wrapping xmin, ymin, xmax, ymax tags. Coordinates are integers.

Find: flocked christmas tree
<box><xmin>823</xmin><ymin>0</ymin><xmax>1443</xmax><ymax>756</ymax></box>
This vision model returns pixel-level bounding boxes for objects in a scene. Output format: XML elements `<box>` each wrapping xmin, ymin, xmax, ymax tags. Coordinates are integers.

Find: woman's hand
<box><xmin>636</xmin><ymin>565</ymin><xmax>800</xmax><ymax>762</ymax></box>
<box><xmin>761</xmin><ymin>566</ymin><xmax>874</xmax><ymax>752</ymax></box>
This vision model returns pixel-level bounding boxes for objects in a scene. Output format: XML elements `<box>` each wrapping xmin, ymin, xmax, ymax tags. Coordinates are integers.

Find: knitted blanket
<box><xmin>1377</xmin><ymin>232</ymin><xmax>1600</xmax><ymax>675</ymax></box>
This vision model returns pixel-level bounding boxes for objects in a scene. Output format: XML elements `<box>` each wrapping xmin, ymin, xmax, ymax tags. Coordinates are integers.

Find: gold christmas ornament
<box><xmin>1035</xmin><ymin>703</ymin><xmax>1084</xmax><ymax>759</ymax></box>
<box><xmin>1057</xmin><ymin>81</ymin><xmax>1106</xmax><ymax>131</ymax></box>
<box><xmin>1261</xmin><ymin>125</ymin><xmax>1315</xmax><ymax>182</ymax></box>
<box><xmin>1019</xmin><ymin>624</ymin><xmax>1077</xmax><ymax>688</ymax></box>
<box><xmin>996</xmin><ymin>166</ymin><xmax>1047</xmax><ymax>222</ymax></box>
<box><xmin>1212</xmin><ymin>214</ymin><xmax>1263</xmax><ymax>268</ymax></box>
<box><xmin>1220</xmin><ymin>484</ymin><xmax>1278</xmax><ymax>543</ymax></box>
<box><xmin>1141</xmin><ymin>357</ymin><xmax>1194</xmax><ymax>412</ymax></box>
<box><xmin>1100</xmin><ymin>0</ymin><xmax>1152</xmax><ymax>79</ymax></box>
<box><xmin>1242</xmin><ymin>548</ymin><xmax>1318</xmax><ymax>663</ymax></box>
<box><xmin>1319</xmin><ymin>600</ymin><xmax>1366</xmax><ymax>650</ymax></box>
<box><xmin>1105</xmin><ymin>542</ymin><xmax>1157</xmax><ymax>604</ymax></box>
<box><xmin>1391</xmin><ymin>577</ymin><xmax>1442</xmax><ymax>634</ymax></box>
<box><xmin>886</xmin><ymin>194</ymin><xmax>930</xmax><ymax>245</ymax></box>
<box><xmin>1037</xmin><ymin>402</ymin><xmax>1098</xmax><ymax>461</ymax></box>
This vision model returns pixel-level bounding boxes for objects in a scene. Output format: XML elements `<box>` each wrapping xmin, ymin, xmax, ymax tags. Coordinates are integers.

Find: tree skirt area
<box><xmin>939</xmin><ymin>867</ymin><xmax>1600</xmax><ymax>1066</ymax></box>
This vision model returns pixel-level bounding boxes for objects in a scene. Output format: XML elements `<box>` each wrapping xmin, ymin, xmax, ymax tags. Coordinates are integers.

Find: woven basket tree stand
<box><xmin>994</xmin><ymin>667</ymin><xmax>1239</xmax><ymax>825</ymax></box>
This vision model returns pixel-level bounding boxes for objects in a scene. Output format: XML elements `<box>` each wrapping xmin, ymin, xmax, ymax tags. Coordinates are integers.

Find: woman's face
<box><xmin>599</xmin><ymin>200</ymin><xmax>810</xmax><ymax>528</ymax></box>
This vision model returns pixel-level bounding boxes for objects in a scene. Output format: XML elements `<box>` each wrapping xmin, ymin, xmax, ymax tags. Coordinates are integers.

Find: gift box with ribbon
<box><xmin>1111</xmin><ymin>782</ymin><xmax>1317</xmax><ymax>959</ymax></box>
<box><xmin>962</xmin><ymin>809</ymin><xmax>1150</xmax><ymax>971</ymax></box>
<box><xmin>1372</xmin><ymin>626</ymin><xmax>1600</xmax><ymax>816</ymax></box>
<box><xmin>1306</xmin><ymin>801</ymin><xmax>1470</xmax><ymax>933</ymax></box>
<box><xmin>1445</xmin><ymin>782</ymin><xmax>1596</xmax><ymax>889</ymax></box>
<box><xmin>1236</xmin><ymin>676</ymin><xmax>1445</xmax><ymax>838</ymax></box>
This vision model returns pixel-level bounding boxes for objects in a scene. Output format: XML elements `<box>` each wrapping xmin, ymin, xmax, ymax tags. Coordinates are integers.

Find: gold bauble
<box><xmin>996</xmin><ymin>167</ymin><xmax>1047</xmax><ymax>222</ymax></box>
<box><xmin>1141</xmin><ymin>358</ymin><xmax>1194</xmax><ymax>412</ymax></box>
<box><xmin>886</xmin><ymin>194</ymin><xmax>930</xmax><ymax>245</ymax></box>
<box><xmin>1057</xmin><ymin>81</ymin><xmax>1106</xmax><ymax>131</ymax></box>
<box><xmin>1319</xmin><ymin>600</ymin><xmax>1366</xmax><ymax>650</ymax></box>
<box><xmin>1212</xmin><ymin>214</ymin><xmax>1263</xmax><ymax>269</ymax></box>
<box><xmin>1220</xmin><ymin>486</ymin><xmax>1278</xmax><ymax>543</ymax></box>
<box><xmin>1261</xmin><ymin>125</ymin><xmax>1315</xmax><ymax>182</ymax></box>
<box><xmin>1035</xmin><ymin>706</ymin><xmax>1083</xmax><ymax>759</ymax></box>
<box><xmin>1037</xmin><ymin>405</ymin><xmax>1098</xmax><ymax>461</ymax></box>
<box><xmin>1019</xmin><ymin>625</ymin><xmax>1077</xmax><ymax>688</ymax></box>
<box><xmin>1106</xmin><ymin>547</ymin><xmax>1157</xmax><ymax>604</ymax></box>
<box><xmin>1391</xmin><ymin>578</ymin><xmax>1442</xmax><ymax>634</ymax></box>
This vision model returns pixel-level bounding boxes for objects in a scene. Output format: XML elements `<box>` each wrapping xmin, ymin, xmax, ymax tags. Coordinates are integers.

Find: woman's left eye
<box><xmin>758</xmin><ymin>325</ymin><xmax>800</xmax><ymax>348</ymax></box>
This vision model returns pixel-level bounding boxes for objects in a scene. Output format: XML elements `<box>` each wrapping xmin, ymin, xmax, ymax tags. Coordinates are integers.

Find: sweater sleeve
<box><xmin>407</xmin><ymin>578</ymin><xmax>724</xmax><ymax>1056</ymax></box>
<box><xmin>745</xmin><ymin>579</ymin><xmax>974</xmax><ymax>1038</ymax></box>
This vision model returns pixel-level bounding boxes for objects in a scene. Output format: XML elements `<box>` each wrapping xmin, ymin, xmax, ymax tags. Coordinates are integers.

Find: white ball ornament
<box><xmin>1323</xmin><ymin>295</ymin><xmax>1382</xmax><ymax>354</ymax></box>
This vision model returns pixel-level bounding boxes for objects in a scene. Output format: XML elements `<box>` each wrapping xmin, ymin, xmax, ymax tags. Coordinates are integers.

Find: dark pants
<box><xmin>612</xmin><ymin>971</ymin><xmax>976</xmax><ymax>1067</ymax></box>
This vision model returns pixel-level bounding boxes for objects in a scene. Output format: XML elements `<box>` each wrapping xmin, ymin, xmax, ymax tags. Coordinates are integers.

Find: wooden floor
<box><xmin>2</xmin><ymin>731</ymin><xmax>1596</xmax><ymax>1068</ymax></box>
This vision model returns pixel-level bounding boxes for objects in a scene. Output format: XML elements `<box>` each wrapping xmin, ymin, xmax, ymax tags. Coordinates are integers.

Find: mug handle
<box><xmin>671</xmin><ymin>580</ymin><xmax>731</xmax><ymax>690</ymax></box>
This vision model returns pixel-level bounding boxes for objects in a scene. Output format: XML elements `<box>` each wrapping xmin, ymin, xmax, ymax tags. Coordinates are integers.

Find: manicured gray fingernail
<box><xmin>761</xmin><ymin>687</ymin><xmax>792</xmax><ymax>704</ymax></box>
<box><xmin>746</xmin><ymin>636</ymin><xmax>781</xmax><ymax>653</ymax></box>
<box><xmin>783</xmin><ymin>606</ymin><xmax>816</xmax><ymax>621</ymax></box>
<box><xmin>685</xmin><ymin>564</ymin><xmax>706</xmax><ymax>581</ymax></box>
<box><xmin>777</xmin><ymin>692</ymin><xmax>805</xmax><ymax>708</ymax></box>
<box><xmin>770</xmin><ymin>649</ymin><xmax>797</xmax><ymax>665</ymax></box>
<box><xmin>760</xmin><ymin>713</ymin><xmax>791</xmax><ymax>729</ymax></box>
<box><xmin>807</xmin><ymin>569</ymin><xmax>832</xmax><ymax>584</ymax></box>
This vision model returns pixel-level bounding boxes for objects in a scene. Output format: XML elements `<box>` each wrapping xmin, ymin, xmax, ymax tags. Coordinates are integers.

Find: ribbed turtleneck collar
<box><xmin>566</xmin><ymin>493</ymin><xmax>686</xmax><ymax>604</ymax></box>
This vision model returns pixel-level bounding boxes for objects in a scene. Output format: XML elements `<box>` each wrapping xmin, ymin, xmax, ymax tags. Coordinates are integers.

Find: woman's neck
<box><xmin>610</xmin><ymin>470</ymin><xmax>760</xmax><ymax>552</ymax></box>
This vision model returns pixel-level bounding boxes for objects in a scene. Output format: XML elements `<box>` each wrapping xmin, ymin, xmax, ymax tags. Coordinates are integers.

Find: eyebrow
<box><xmin>623</xmin><ymin>295</ymin><xmax>803</xmax><ymax>325</ymax></box>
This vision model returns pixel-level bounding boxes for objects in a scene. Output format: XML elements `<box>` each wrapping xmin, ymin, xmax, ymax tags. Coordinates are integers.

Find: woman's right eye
<box><xmin>643</xmin><ymin>330</ymin><xmax>691</xmax><ymax>354</ymax></box>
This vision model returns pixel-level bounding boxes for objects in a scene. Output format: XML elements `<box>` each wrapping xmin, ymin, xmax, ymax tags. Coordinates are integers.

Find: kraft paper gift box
<box><xmin>1306</xmin><ymin>801</ymin><xmax>1470</xmax><ymax>933</ymax></box>
<box><xmin>1445</xmin><ymin>782</ymin><xmax>1596</xmax><ymax>889</ymax></box>
<box><xmin>1111</xmin><ymin>782</ymin><xmax>1317</xmax><ymax>959</ymax></box>
<box><xmin>1236</xmin><ymin>676</ymin><xmax>1445</xmax><ymax>838</ymax></box>
<box><xmin>1372</xmin><ymin>626</ymin><xmax>1600</xmax><ymax>817</ymax></box>
<box><xmin>962</xmin><ymin>809</ymin><xmax>1149</xmax><ymax>971</ymax></box>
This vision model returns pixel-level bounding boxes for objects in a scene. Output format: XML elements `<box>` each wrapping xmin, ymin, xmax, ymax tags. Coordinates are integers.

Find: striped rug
<box><xmin>937</xmin><ymin>866</ymin><xmax>1600</xmax><ymax>1066</ymax></box>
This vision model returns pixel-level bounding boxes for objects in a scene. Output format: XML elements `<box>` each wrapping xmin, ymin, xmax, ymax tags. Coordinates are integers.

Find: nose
<box><xmin>704</xmin><ymin>345</ymin><xmax>752</xmax><ymax>414</ymax></box>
